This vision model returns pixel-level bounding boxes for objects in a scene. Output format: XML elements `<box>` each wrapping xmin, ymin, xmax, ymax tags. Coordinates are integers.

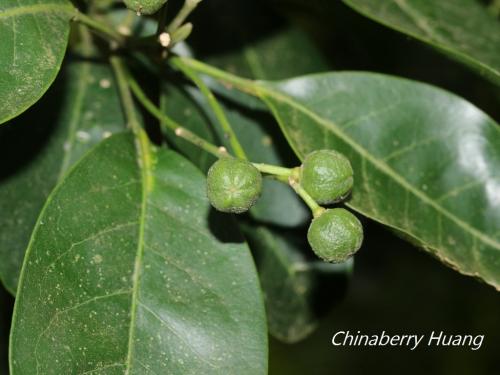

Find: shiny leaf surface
<box><xmin>256</xmin><ymin>72</ymin><xmax>500</xmax><ymax>289</ymax></box>
<box><xmin>344</xmin><ymin>0</ymin><xmax>500</xmax><ymax>85</ymax></box>
<box><xmin>0</xmin><ymin>59</ymin><xmax>124</xmax><ymax>295</ymax></box>
<box><xmin>0</xmin><ymin>0</ymin><xmax>73</xmax><ymax>124</ymax></box>
<box><xmin>10</xmin><ymin>133</ymin><xmax>267</xmax><ymax>374</ymax></box>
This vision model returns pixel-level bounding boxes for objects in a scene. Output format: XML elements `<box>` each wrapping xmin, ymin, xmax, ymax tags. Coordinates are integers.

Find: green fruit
<box><xmin>307</xmin><ymin>208</ymin><xmax>363</xmax><ymax>263</ymax></box>
<box><xmin>207</xmin><ymin>158</ymin><xmax>262</xmax><ymax>214</ymax></box>
<box><xmin>124</xmin><ymin>0</ymin><xmax>168</xmax><ymax>15</ymax></box>
<box><xmin>300</xmin><ymin>149</ymin><xmax>353</xmax><ymax>204</ymax></box>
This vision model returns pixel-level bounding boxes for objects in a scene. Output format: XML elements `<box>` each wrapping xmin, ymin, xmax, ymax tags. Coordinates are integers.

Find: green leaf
<box><xmin>343</xmin><ymin>0</ymin><xmax>500</xmax><ymax>85</ymax></box>
<box><xmin>0</xmin><ymin>59</ymin><xmax>125</xmax><ymax>295</ymax></box>
<box><xmin>0</xmin><ymin>0</ymin><xmax>73</xmax><ymax>125</ymax></box>
<box><xmin>10</xmin><ymin>133</ymin><xmax>267</xmax><ymax>374</ymax></box>
<box><xmin>243</xmin><ymin>224</ymin><xmax>352</xmax><ymax>343</ymax></box>
<box><xmin>256</xmin><ymin>72</ymin><xmax>500</xmax><ymax>289</ymax></box>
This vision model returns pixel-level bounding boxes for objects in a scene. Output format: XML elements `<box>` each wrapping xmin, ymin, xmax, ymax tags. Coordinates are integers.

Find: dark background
<box><xmin>1</xmin><ymin>0</ymin><xmax>499</xmax><ymax>374</ymax></box>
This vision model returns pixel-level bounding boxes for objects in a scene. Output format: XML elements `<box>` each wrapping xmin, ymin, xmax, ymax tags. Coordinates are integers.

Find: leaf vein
<box><xmin>138</xmin><ymin>301</ymin><xmax>220</xmax><ymax>369</ymax></box>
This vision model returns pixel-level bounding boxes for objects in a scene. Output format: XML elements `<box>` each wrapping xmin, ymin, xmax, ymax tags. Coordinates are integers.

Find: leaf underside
<box><xmin>257</xmin><ymin>72</ymin><xmax>500</xmax><ymax>289</ymax></box>
<box><xmin>10</xmin><ymin>133</ymin><xmax>267</xmax><ymax>374</ymax></box>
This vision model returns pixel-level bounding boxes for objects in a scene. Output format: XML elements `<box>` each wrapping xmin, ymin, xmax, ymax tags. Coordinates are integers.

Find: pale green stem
<box><xmin>170</xmin><ymin>58</ymin><xmax>248</xmax><ymax>160</ymax></box>
<box><xmin>127</xmin><ymin>73</ymin><xmax>227</xmax><ymax>158</ymax></box>
<box><xmin>73</xmin><ymin>10</ymin><xmax>125</xmax><ymax>45</ymax></box>
<box><xmin>264</xmin><ymin>174</ymin><xmax>289</xmax><ymax>183</ymax></box>
<box><xmin>253</xmin><ymin>163</ymin><xmax>293</xmax><ymax>177</ymax></box>
<box><xmin>77</xmin><ymin>23</ymin><xmax>94</xmax><ymax>57</ymax></box>
<box><xmin>109</xmin><ymin>56</ymin><xmax>141</xmax><ymax>134</ymax></box>
<box><xmin>167</xmin><ymin>0</ymin><xmax>203</xmax><ymax>33</ymax></box>
<box><xmin>171</xmin><ymin>56</ymin><xmax>259</xmax><ymax>96</ymax></box>
<box><xmin>289</xmin><ymin>179</ymin><xmax>325</xmax><ymax>218</ymax></box>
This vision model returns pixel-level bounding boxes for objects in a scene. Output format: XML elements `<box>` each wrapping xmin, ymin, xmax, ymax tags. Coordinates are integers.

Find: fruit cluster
<box><xmin>206</xmin><ymin>150</ymin><xmax>363</xmax><ymax>263</ymax></box>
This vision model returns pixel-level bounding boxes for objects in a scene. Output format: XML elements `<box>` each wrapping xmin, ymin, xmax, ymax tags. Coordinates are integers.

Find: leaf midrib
<box><xmin>125</xmin><ymin>130</ymin><xmax>153</xmax><ymax>373</ymax></box>
<box><xmin>257</xmin><ymin>84</ymin><xmax>500</xmax><ymax>252</ymax></box>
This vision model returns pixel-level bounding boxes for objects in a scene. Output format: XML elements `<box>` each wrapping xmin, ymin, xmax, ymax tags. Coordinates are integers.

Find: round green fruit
<box><xmin>207</xmin><ymin>158</ymin><xmax>262</xmax><ymax>214</ymax></box>
<box><xmin>300</xmin><ymin>149</ymin><xmax>353</xmax><ymax>204</ymax></box>
<box><xmin>123</xmin><ymin>0</ymin><xmax>168</xmax><ymax>15</ymax></box>
<box><xmin>307</xmin><ymin>208</ymin><xmax>363</xmax><ymax>263</ymax></box>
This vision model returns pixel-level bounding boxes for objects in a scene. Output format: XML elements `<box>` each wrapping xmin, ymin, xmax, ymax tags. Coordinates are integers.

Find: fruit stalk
<box><xmin>288</xmin><ymin>178</ymin><xmax>325</xmax><ymax>218</ymax></box>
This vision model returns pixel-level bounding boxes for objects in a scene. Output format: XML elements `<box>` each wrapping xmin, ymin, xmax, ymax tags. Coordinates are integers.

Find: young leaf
<box><xmin>0</xmin><ymin>60</ymin><xmax>125</xmax><ymax>295</ymax></box>
<box><xmin>243</xmin><ymin>225</ymin><xmax>352</xmax><ymax>343</ymax></box>
<box><xmin>0</xmin><ymin>0</ymin><xmax>73</xmax><ymax>125</ymax></box>
<box><xmin>10</xmin><ymin>133</ymin><xmax>267</xmax><ymax>374</ymax></box>
<box><xmin>256</xmin><ymin>72</ymin><xmax>500</xmax><ymax>289</ymax></box>
<box><xmin>344</xmin><ymin>0</ymin><xmax>500</xmax><ymax>85</ymax></box>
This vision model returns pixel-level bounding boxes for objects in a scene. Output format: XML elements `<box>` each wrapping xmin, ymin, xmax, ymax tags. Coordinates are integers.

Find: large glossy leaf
<box><xmin>0</xmin><ymin>59</ymin><xmax>124</xmax><ymax>295</ymax></box>
<box><xmin>242</xmin><ymin>224</ymin><xmax>352</xmax><ymax>343</ymax></box>
<box><xmin>10</xmin><ymin>133</ymin><xmax>267</xmax><ymax>374</ymax></box>
<box><xmin>343</xmin><ymin>0</ymin><xmax>500</xmax><ymax>85</ymax></box>
<box><xmin>254</xmin><ymin>72</ymin><xmax>500</xmax><ymax>289</ymax></box>
<box><xmin>0</xmin><ymin>0</ymin><xmax>73</xmax><ymax>124</ymax></box>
